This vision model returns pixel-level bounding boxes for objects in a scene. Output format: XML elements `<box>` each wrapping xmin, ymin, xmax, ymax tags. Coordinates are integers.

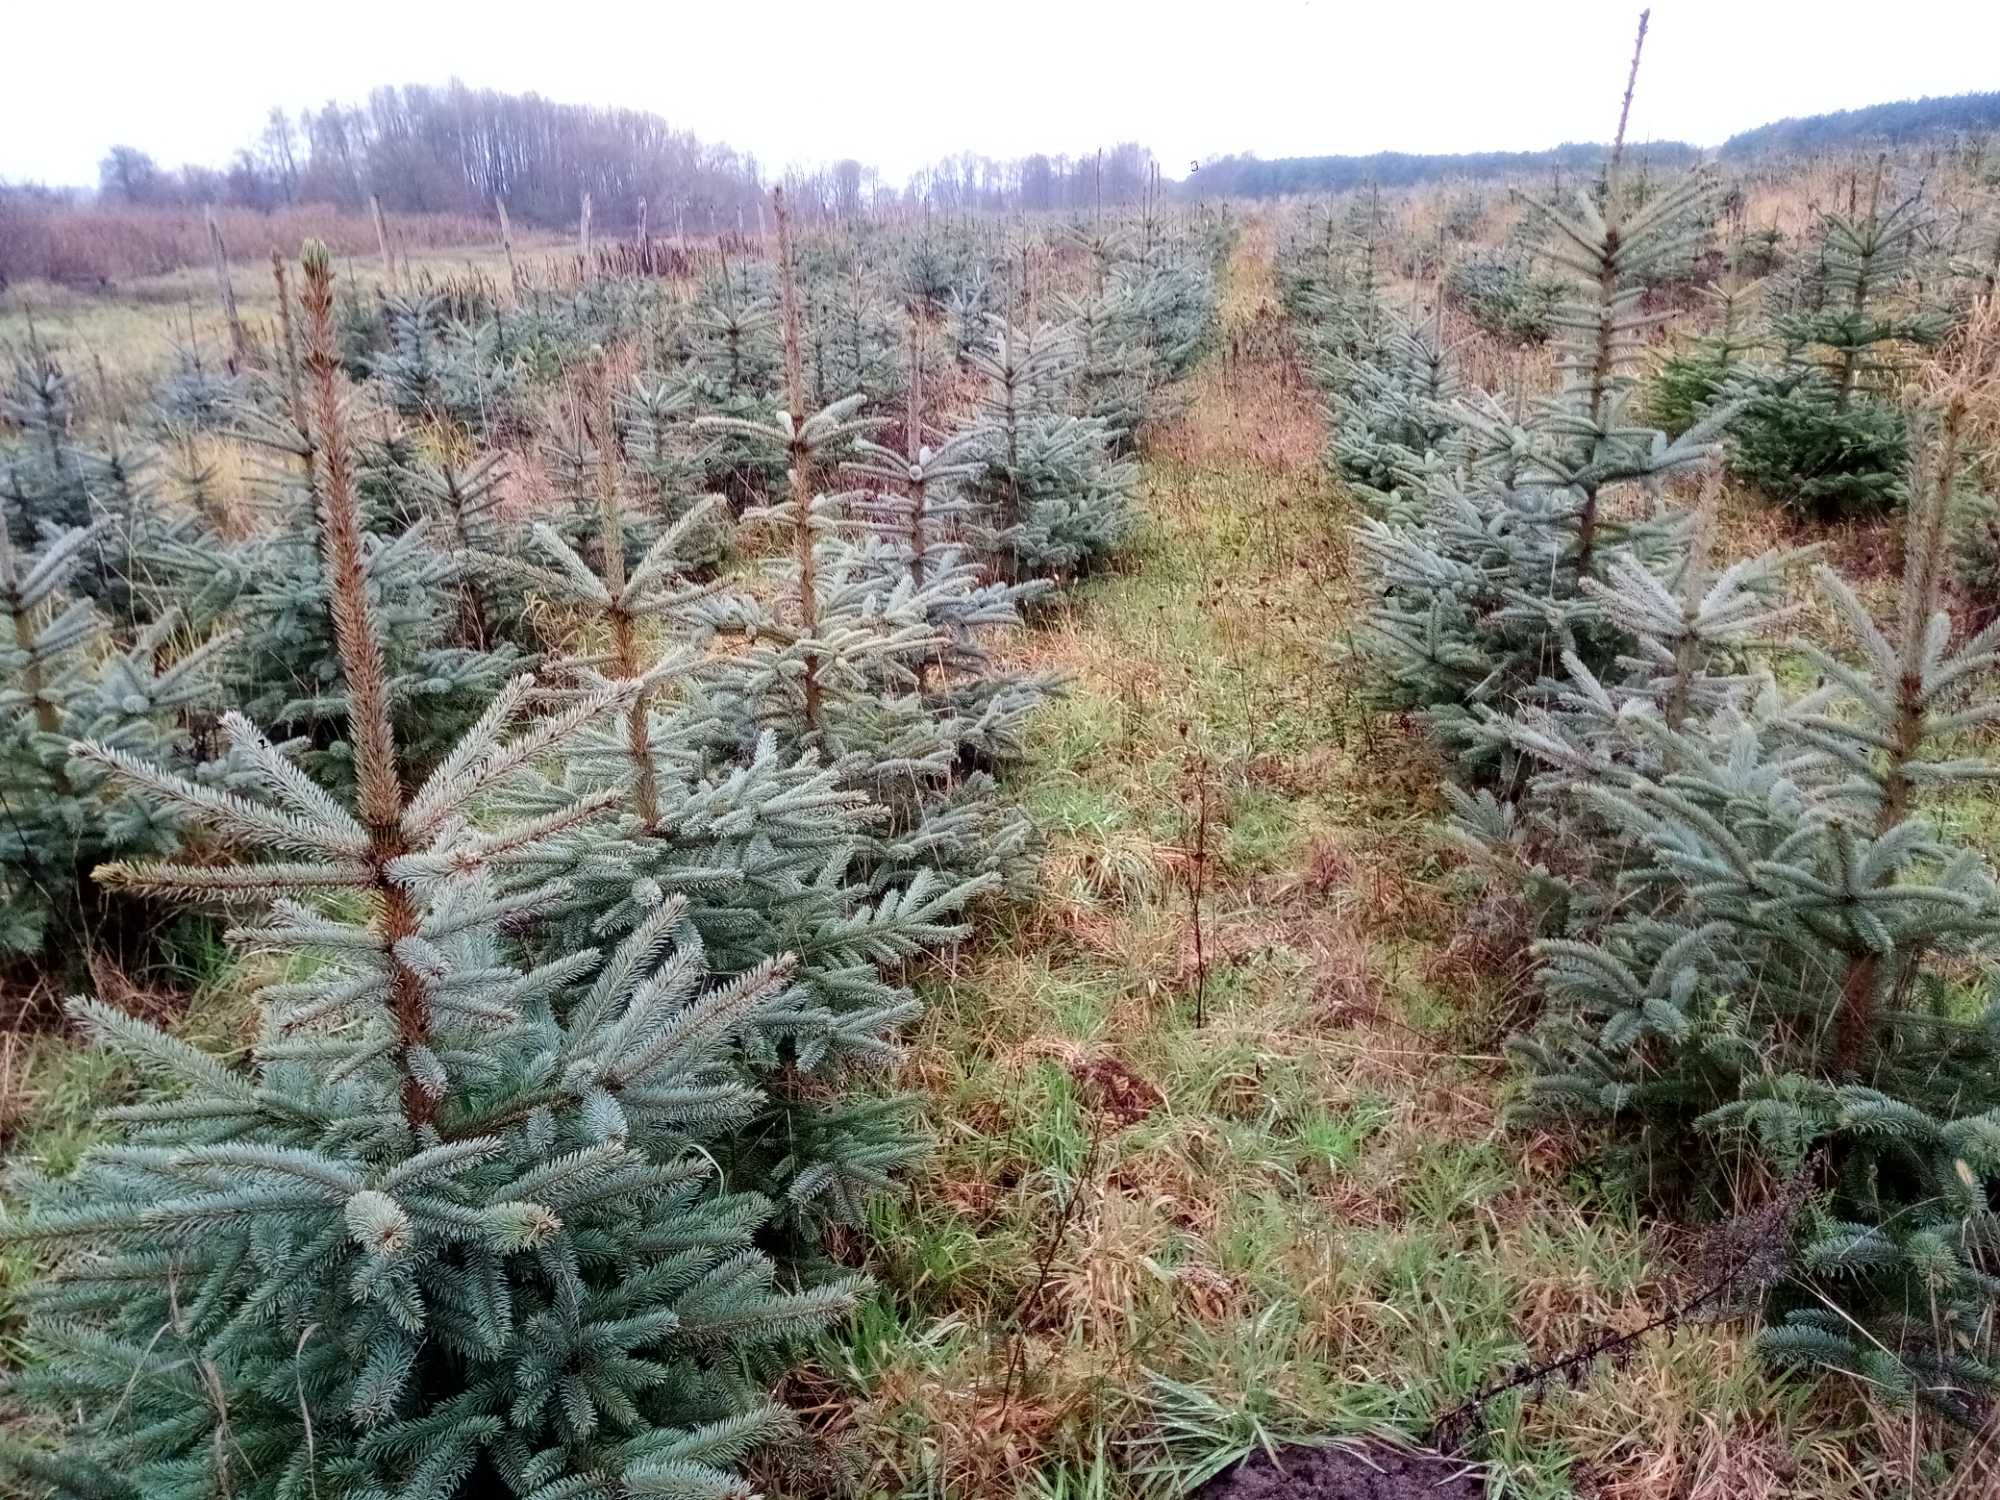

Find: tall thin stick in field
<box><xmin>206</xmin><ymin>207</ymin><xmax>248</xmax><ymax>370</ymax></box>
<box><xmin>496</xmin><ymin>198</ymin><xmax>521</xmax><ymax>299</ymax></box>
<box><xmin>370</xmin><ymin>195</ymin><xmax>397</xmax><ymax>292</ymax></box>
<box><xmin>771</xmin><ymin>187</ymin><xmax>823</xmax><ymax>734</ymax></box>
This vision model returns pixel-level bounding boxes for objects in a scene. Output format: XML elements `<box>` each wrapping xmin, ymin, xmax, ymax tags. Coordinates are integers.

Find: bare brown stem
<box><xmin>300</xmin><ymin>239</ymin><xmax>433</xmax><ymax>1127</ymax></box>
<box><xmin>772</xmin><ymin>187</ymin><xmax>823</xmax><ymax>734</ymax></box>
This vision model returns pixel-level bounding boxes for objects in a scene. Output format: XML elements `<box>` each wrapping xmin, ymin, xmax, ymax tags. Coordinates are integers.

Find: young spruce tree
<box><xmin>1509</xmin><ymin>309</ymin><xmax>2000</xmax><ymax>1419</ymax></box>
<box><xmin>0</xmin><ymin>242</ymin><xmax>859</xmax><ymax>1499</ymax></box>
<box><xmin>1354</xmin><ymin>18</ymin><xmax>1731</xmax><ymax>758</ymax></box>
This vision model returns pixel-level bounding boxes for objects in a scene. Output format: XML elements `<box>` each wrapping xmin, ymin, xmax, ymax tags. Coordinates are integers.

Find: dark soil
<box><xmin>1193</xmin><ymin>1441</ymin><xmax>1485</xmax><ymax>1500</ymax></box>
<box><xmin>1070</xmin><ymin>1053</ymin><xmax>1162</xmax><ymax>1126</ymax></box>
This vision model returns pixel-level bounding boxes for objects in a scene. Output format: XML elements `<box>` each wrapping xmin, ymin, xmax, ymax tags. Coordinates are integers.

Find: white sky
<box><xmin>4</xmin><ymin>0</ymin><xmax>1996</xmax><ymax>189</ymax></box>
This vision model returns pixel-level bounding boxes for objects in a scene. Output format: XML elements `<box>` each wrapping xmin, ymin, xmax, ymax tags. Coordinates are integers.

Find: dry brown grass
<box><xmin>0</xmin><ymin>1026</ymin><xmax>32</xmax><ymax>1152</ymax></box>
<box><xmin>1149</xmin><ymin>220</ymin><xmax>1323</xmax><ymax>476</ymax></box>
<box><xmin>0</xmin><ymin>200</ymin><xmax>501</xmax><ymax>287</ymax></box>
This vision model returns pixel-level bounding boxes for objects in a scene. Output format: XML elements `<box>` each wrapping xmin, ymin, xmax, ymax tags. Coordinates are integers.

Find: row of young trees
<box><xmin>1644</xmin><ymin>157</ymin><xmax>2000</xmax><ymax>519</ymax></box>
<box><xmin>1284</xmin><ymin>55</ymin><xmax>2000</xmax><ymax>1445</ymax></box>
<box><xmin>0</xmin><ymin>192</ymin><xmax>1223</xmax><ymax>1493</ymax></box>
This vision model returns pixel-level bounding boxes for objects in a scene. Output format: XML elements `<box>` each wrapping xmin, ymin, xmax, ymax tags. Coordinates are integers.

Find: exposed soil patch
<box><xmin>1069</xmin><ymin>1053</ymin><xmax>1163</xmax><ymax>1126</ymax></box>
<box><xmin>1193</xmin><ymin>1441</ymin><xmax>1485</xmax><ymax>1500</ymax></box>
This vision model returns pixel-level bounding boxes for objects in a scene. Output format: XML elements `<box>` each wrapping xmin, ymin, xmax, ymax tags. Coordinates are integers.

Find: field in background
<box><xmin>0</xmin><ymin>201</ymin><xmax>506</xmax><ymax>286</ymax></box>
<box><xmin>0</xmin><ymin>211</ymin><xmax>575</xmax><ymax>404</ymax></box>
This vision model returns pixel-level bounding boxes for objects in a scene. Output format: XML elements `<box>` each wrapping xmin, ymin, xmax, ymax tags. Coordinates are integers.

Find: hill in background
<box><xmin>1176</xmin><ymin>88</ymin><xmax>2000</xmax><ymax>199</ymax></box>
<box><xmin>1719</xmin><ymin>89</ymin><xmax>2000</xmax><ymax>157</ymax></box>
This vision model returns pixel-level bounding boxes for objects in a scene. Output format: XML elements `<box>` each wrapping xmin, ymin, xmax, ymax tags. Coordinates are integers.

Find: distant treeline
<box><xmin>1175</xmin><ymin>89</ymin><xmax>2000</xmax><ymax>200</ymax></box>
<box><xmin>1175</xmin><ymin>141</ymin><xmax>1700</xmax><ymax>200</ymax></box>
<box><xmin>75</xmin><ymin>84</ymin><xmax>771</xmax><ymax>234</ymax></box>
<box><xmin>1719</xmin><ymin>91</ymin><xmax>2000</xmax><ymax>158</ymax></box>
<box><xmin>23</xmin><ymin>80</ymin><xmax>1163</xmax><ymax>233</ymax></box>
<box><xmin>21</xmin><ymin>79</ymin><xmax>2000</xmax><ymax>239</ymax></box>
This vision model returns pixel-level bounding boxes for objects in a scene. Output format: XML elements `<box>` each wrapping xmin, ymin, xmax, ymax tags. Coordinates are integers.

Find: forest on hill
<box><xmin>1721</xmin><ymin>88</ymin><xmax>2000</xmax><ymax>157</ymax></box>
<box><xmin>1181</xmin><ymin>89</ymin><xmax>2000</xmax><ymax>199</ymax></box>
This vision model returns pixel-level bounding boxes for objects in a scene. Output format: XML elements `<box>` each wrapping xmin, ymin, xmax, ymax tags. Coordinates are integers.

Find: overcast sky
<box><xmin>5</xmin><ymin>0</ymin><xmax>1997</xmax><ymax>189</ymax></box>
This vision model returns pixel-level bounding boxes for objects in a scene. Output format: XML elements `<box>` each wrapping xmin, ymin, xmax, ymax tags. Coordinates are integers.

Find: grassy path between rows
<box><xmin>799</xmin><ymin>221</ymin><xmax>1876</xmax><ymax>1500</ymax></box>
